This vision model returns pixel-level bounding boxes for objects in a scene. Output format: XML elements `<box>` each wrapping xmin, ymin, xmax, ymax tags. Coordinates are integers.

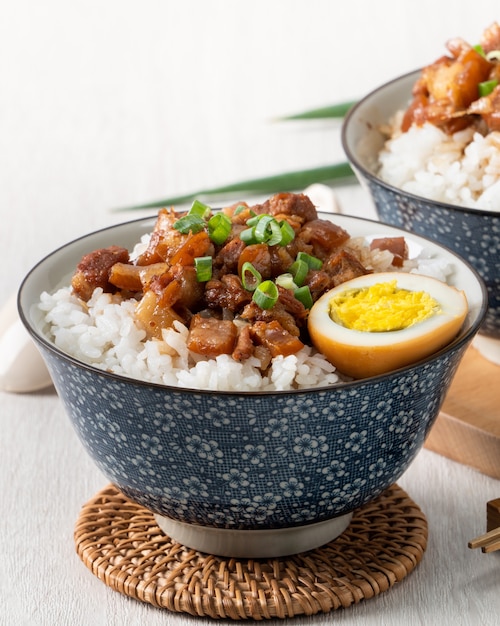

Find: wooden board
<box><xmin>424</xmin><ymin>345</ymin><xmax>500</xmax><ymax>480</ymax></box>
<box><xmin>487</xmin><ymin>499</ymin><xmax>500</xmax><ymax>532</ymax></box>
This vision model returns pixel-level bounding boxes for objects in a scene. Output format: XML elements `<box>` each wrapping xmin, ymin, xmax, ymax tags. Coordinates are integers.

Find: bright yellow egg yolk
<box><xmin>329</xmin><ymin>280</ymin><xmax>440</xmax><ymax>332</ymax></box>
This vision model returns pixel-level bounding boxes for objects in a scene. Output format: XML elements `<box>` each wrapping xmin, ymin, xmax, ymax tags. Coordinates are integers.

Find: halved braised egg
<box><xmin>308</xmin><ymin>272</ymin><xmax>468</xmax><ymax>379</ymax></box>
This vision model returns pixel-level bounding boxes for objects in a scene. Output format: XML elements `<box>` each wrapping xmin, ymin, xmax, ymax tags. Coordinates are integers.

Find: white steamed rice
<box><xmin>37</xmin><ymin>235</ymin><xmax>453</xmax><ymax>392</ymax></box>
<box><xmin>378</xmin><ymin>112</ymin><xmax>500</xmax><ymax>211</ymax></box>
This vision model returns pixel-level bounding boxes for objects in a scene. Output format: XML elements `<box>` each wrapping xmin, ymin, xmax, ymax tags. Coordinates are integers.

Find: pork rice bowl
<box><xmin>36</xmin><ymin>192</ymin><xmax>469</xmax><ymax>391</ymax></box>
<box><xmin>378</xmin><ymin>22</ymin><xmax>500</xmax><ymax>212</ymax></box>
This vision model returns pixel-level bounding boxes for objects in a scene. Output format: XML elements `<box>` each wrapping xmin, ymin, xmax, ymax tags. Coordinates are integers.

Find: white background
<box><xmin>1</xmin><ymin>0</ymin><xmax>498</xmax><ymax>300</ymax></box>
<box><xmin>1</xmin><ymin>3</ymin><xmax>500</xmax><ymax>625</ymax></box>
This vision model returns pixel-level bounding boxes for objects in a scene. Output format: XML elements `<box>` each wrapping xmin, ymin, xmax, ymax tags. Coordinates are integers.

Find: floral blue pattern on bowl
<box><xmin>18</xmin><ymin>213</ymin><xmax>487</xmax><ymax>533</ymax></box>
<box><xmin>39</xmin><ymin>345</ymin><xmax>461</xmax><ymax>528</ymax></box>
<box><xmin>342</xmin><ymin>69</ymin><xmax>500</xmax><ymax>342</ymax></box>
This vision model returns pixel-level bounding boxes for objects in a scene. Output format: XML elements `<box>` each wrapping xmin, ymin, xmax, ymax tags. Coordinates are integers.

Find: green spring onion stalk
<box><xmin>240</xmin><ymin>214</ymin><xmax>296</xmax><ymax>247</ymax></box>
<box><xmin>276</xmin><ymin>101</ymin><xmax>357</xmax><ymax>121</ymax></box>
<box><xmin>189</xmin><ymin>199</ymin><xmax>212</xmax><ymax>219</ymax></box>
<box><xmin>288</xmin><ymin>259</ymin><xmax>309</xmax><ymax>287</ymax></box>
<box><xmin>279</xmin><ymin>220</ymin><xmax>295</xmax><ymax>245</ymax></box>
<box><xmin>194</xmin><ymin>256</ymin><xmax>212</xmax><ymax>282</ymax></box>
<box><xmin>240</xmin><ymin>227</ymin><xmax>258</xmax><ymax>245</ymax></box>
<box><xmin>253</xmin><ymin>280</ymin><xmax>279</xmax><ymax>309</ymax></box>
<box><xmin>275</xmin><ymin>273</ymin><xmax>298</xmax><ymax>291</ymax></box>
<box><xmin>115</xmin><ymin>97</ymin><xmax>357</xmax><ymax>212</ymax></box>
<box><xmin>294</xmin><ymin>285</ymin><xmax>313</xmax><ymax>309</ymax></box>
<box><xmin>172</xmin><ymin>214</ymin><xmax>206</xmax><ymax>234</ymax></box>
<box><xmin>478</xmin><ymin>79</ymin><xmax>499</xmax><ymax>97</ymax></box>
<box><xmin>296</xmin><ymin>251</ymin><xmax>323</xmax><ymax>270</ymax></box>
<box><xmin>253</xmin><ymin>215</ymin><xmax>282</xmax><ymax>246</ymax></box>
<box><xmin>253</xmin><ymin>215</ymin><xmax>275</xmax><ymax>242</ymax></box>
<box><xmin>208</xmin><ymin>212</ymin><xmax>231</xmax><ymax>245</ymax></box>
<box><xmin>116</xmin><ymin>162</ymin><xmax>356</xmax><ymax>211</ymax></box>
<box><xmin>241</xmin><ymin>262</ymin><xmax>262</xmax><ymax>291</ymax></box>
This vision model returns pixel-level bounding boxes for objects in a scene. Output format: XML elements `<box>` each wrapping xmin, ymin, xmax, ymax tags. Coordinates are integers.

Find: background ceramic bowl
<box><xmin>341</xmin><ymin>69</ymin><xmax>500</xmax><ymax>365</ymax></box>
<box><xmin>18</xmin><ymin>212</ymin><xmax>487</xmax><ymax>557</ymax></box>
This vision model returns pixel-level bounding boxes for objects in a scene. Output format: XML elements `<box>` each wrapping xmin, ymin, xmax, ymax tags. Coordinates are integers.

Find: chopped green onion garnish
<box><xmin>294</xmin><ymin>285</ymin><xmax>313</xmax><ymax>309</ymax></box>
<box><xmin>473</xmin><ymin>44</ymin><xmax>485</xmax><ymax>57</ymax></box>
<box><xmin>173</xmin><ymin>214</ymin><xmax>206</xmax><ymax>234</ymax></box>
<box><xmin>296</xmin><ymin>251</ymin><xmax>323</xmax><ymax>270</ymax></box>
<box><xmin>288</xmin><ymin>259</ymin><xmax>309</xmax><ymax>287</ymax></box>
<box><xmin>240</xmin><ymin>213</ymin><xmax>295</xmax><ymax>247</ymax></box>
<box><xmin>276</xmin><ymin>273</ymin><xmax>298</xmax><ymax>290</ymax></box>
<box><xmin>254</xmin><ymin>215</ymin><xmax>275</xmax><ymax>242</ymax></box>
<box><xmin>486</xmin><ymin>50</ymin><xmax>500</xmax><ymax>61</ymax></box>
<box><xmin>233</xmin><ymin>204</ymin><xmax>247</xmax><ymax>216</ymax></box>
<box><xmin>208</xmin><ymin>213</ymin><xmax>232</xmax><ymax>245</ymax></box>
<box><xmin>246</xmin><ymin>214</ymin><xmax>262</xmax><ymax>227</ymax></box>
<box><xmin>478</xmin><ymin>78</ymin><xmax>499</xmax><ymax>97</ymax></box>
<box><xmin>241</xmin><ymin>261</ymin><xmax>262</xmax><ymax>291</ymax></box>
<box><xmin>240</xmin><ymin>227</ymin><xmax>258</xmax><ymax>244</ymax></box>
<box><xmin>266</xmin><ymin>219</ymin><xmax>283</xmax><ymax>246</ymax></box>
<box><xmin>194</xmin><ymin>256</ymin><xmax>212</xmax><ymax>282</ymax></box>
<box><xmin>279</xmin><ymin>220</ymin><xmax>295</xmax><ymax>245</ymax></box>
<box><xmin>253</xmin><ymin>280</ymin><xmax>279</xmax><ymax>309</ymax></box>
<box><xmin>188</xmin><ymin>199</ymin><xmax>211</xmax><ymax>219</ymax></box>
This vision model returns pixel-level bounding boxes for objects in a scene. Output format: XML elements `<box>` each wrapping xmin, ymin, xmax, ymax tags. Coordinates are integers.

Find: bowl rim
<box><xmin>18</xmin><ymin>211</ymin><xmax>489</xmax><ymax>397</ymax></box>
<box><xmin>341</xmin><ymin>68</ymin><xmax>500</xmax><ymax>218</ymax></box>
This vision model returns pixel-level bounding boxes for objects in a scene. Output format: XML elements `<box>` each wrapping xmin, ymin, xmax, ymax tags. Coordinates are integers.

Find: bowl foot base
<box><xmin>154</xmin><ymin>511</ymin><xmax>353</xmax><ymax>558</ymax></box>
<box><xmin>74</xmin><ymin>483</ymin><xmax>427</xmax><ymax>619</ymax></box>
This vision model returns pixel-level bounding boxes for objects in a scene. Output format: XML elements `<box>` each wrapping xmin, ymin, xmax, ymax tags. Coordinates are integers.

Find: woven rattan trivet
<box><xmin>74</xmin><ymin>483</ymin><xmax>427</xmax><ymax>619</ymax></box>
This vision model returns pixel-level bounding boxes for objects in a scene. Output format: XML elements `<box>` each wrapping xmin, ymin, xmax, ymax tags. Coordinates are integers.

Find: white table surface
<box><xmin>1</xmin><ymin>3</ymin><xmax>499</xmax><ymax>624</ymax></box>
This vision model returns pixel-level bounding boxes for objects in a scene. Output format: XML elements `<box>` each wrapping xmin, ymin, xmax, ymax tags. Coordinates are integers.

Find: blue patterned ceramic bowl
<box><xmin>342</xmin><ymin>69</ymin><xmax>500</xmax><ymax>365</ymax></box>
<box><xmin>18</xmin><ymin>213</ymin><xmax>487</xmax><ymax>557</ymax></box>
